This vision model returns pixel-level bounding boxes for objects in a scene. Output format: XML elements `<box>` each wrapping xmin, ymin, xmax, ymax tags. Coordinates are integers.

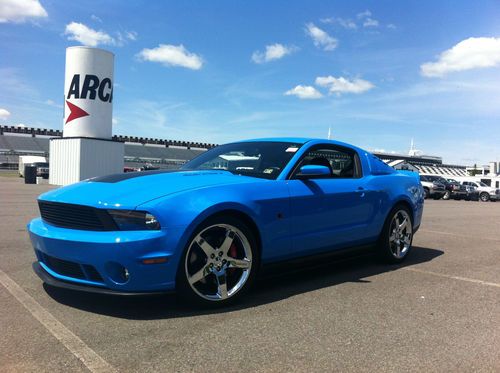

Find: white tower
<box><xmin>49</xmin><ymin>47</ymin><xmax>124</xmax><ymax>185</ymax></box>
<box><xmin>408</xmin><ymin>138</ymin><xmax>422</xmax><ymax>157</ymax></box>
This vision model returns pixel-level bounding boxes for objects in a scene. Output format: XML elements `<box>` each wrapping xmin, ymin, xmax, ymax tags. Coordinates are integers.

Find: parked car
<box><xmin>34</xmin><ymin>162</ymin><xmax>50</xmax><ymax>179</ymax></box>
<box><xmin>461</xmin><ymin>181</ymin><xmax>500</xmax><ymax>202</ymax></box>
<box><xmin>420</xmin><ymin>175</ymin><xmax>446</xmax><ymax>199</ymax></box>
<box><xmin>445</xmin><ymin>178</ymin><xmax>479</xmax><ymax>201</ymax></box>
<box><xmin>28</xmin><ymin>139</ymin><xmax>424</xmax><ymax>306</ymax></box>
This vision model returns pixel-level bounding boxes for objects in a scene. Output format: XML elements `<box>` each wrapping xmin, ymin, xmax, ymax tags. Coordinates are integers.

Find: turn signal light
<box><xmin>142</xmin><ymin>257</ymin><xmax>168</xmax><ymax>265</ymax></box>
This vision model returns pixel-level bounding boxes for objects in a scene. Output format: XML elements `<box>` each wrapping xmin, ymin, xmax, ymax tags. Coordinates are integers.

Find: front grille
<box><xmin>38</xmin><ymin>251</ymin><xmax>104</xmax><ymax>283</ymax></box>
<box><xmin>42</xmin><ymin>252</ymin><xmax>85</xmax><ymax>279</ymax></box>
<box><xmin>38</xmin><ymin>201</ymin><xmax>117</xmax><ymax>231</ymax></box>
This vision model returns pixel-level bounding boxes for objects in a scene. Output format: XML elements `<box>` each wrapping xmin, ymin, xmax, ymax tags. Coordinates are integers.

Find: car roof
<box><xmin>236</xmin><ymin>137</ymin><xmax>361</xmax><ymax>149</ymax></box>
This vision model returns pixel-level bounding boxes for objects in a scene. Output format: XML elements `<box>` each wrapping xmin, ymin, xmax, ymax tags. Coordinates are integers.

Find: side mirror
<box><xmin>296</xmin><ymin>165</ymin><xmax>330</xmax><ymax>179</ymax></box>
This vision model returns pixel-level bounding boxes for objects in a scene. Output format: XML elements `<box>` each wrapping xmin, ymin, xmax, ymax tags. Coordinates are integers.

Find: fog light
<box><xmin>105</xmin><ymin>261</ymin><xmax>130</xmax><ymax>284</ymax></box>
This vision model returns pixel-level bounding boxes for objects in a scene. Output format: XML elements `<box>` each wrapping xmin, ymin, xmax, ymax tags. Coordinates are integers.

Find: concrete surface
<box><xmin>0</xmin><ymin>176</ymin><xmax>499</xmax><ymax>372</ymax></box>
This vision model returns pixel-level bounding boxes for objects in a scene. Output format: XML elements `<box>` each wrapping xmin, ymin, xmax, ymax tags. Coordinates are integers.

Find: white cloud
<box><xmin>137</xmin><ymin>44</ymin><xmax>203</xmax><ymax>70</ymax></box>
<box><xmin>65</xmin><ymin>22</ymin><xmax>115</xmax><ymax>47</ymax></box>
<box><xmin>0</xmin><ymin>108</ymin><xmax>11</xmax><ymax>120</ymax></box>
<box><xmin>421</xmin><ymin>37</ymin><xmax>500</xmax><ymax>77</ymax></box>
<box><xmin>285</xmin><ymin>85</ymin><xmax>323</xmax><ymax>100</ymax></box>
<box><xmin>112</xmin><ymin>118</ymin><xmax>118</xmax><ymax>125</ymax></box>
<box><xmin>315</xmin><ymin>76</ymin><xmax>374</xmax><ymax>95</ymax></box>
<box><xmin>0</xmin><ymin>0</ymin><xmax>47</xmax><ymax>23</ymax></box>
<box><xmin>251</xmin><ymin>43</ymin><xmax>297</xmax><ymax>64</ymax></box>
<box><xmin>90</xmin><ymin>14</ymin><xmax>102</xmax><ymax>23</ymax></box>
<box><xmin>125</xmin><ymin>31</ymin><xmax>137</xmax><ymax>41</ymax></box>
<box><xmin>305</xmin><ymin>23</ymin><xmax>338</xmax><ymax>51</ymax></box>
<box><xmin>357</xmin><ymin>10</ymin><xmax>372</xmax><ymax>19</ymax></box>
<box><xmin>45</xmin><ymin>99</ymin><xmax>62</xmax><ymax>109</ymax></box>
<box><xmin>337</xmin><ymin>18</ymin><xmax>357</xmax><ymax>30</ymax></box>
<box><xmin>363</xmin><ymin>18</ymin><xmax>379</xmax><ymax>27</ymax></box>
<box><xmin>321</xmin><ymin>17</ymin><xmax>357</xmax><ymax>30</ymax></box>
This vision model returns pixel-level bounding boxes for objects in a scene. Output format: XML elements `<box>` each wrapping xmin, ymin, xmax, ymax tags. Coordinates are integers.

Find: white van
<box><xmin>18</xmin><ymin>156</ymin><xmax>47</xmax><ymax>177</ymax></box>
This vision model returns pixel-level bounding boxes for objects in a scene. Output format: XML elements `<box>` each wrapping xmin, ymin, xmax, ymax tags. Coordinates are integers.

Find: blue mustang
<box><xmin>28</xmin><ymin>138</ymin><xmax>423</xmax><ymax>305</ymax></box>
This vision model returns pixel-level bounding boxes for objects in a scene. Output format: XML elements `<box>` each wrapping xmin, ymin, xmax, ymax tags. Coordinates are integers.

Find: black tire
<box><xmin>479</xmin><ymin>192</ymin><xmax>490</xmax><ymax>202</ymax></box>
<box><xmin>423</xmin><ymin>188</ymin><xmax>430</xmax><ymax>199</ymax></box>
<box><xmin>378</xmin><ymin>204</ymin><xmax>414</xmax><ymax>264</ymax></box>
<box><xmin>176</xmin><ymin>215</ymin><xmax>259</xmax><ymax>307</ymax></box>
<box><xmin>442</xmin><ymin>190</ymin><xmax>451</xmax><ymax>200</ymax></box>
<box><xmin>432</xmin><ymin>195</ymin><xmax>442</xmax><ymax>200</ymax></box>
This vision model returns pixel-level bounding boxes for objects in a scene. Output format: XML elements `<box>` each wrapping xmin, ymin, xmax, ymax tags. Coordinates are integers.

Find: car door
<box><xmin>287</xmin><ymin>144</ymin><xmax>378</xmax><ymax>256</ymax></box>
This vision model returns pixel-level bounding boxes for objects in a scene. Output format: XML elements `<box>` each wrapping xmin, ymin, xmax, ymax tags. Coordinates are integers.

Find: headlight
<box><xmin>107</xmin><ymin>210</ymin><xmax>161</xmax><ymax>231</ymax></box>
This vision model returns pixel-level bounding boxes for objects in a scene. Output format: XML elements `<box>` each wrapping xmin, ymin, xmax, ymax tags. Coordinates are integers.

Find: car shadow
<box><xmin>43</xmin><ymin>246</ymin><xmax>443</xmax><ymax>319</ymax></box>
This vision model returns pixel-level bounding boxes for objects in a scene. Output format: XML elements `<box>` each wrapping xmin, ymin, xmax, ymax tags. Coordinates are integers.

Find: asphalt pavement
<box><xmin>0</xmin><ymin>176</ymin><xmax>499</xmax><ymax>372</ymax></box>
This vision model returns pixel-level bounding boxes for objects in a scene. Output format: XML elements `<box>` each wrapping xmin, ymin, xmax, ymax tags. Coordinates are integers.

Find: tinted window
<box><xmin>292</xmin><ymin>145</ymin><xmax>360</xmax><ymax>179</ymax></box>
<box><xmin>182</xmin><ymin>141</ymin><xmax>302</xmax><ymax>180</ymax></box>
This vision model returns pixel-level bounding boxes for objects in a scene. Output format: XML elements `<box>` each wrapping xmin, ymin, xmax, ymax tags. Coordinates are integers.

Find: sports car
<box><xmin>28</xmin><ymin>138</ymin><xmax>424</xmax><ymax>306</ymax></box>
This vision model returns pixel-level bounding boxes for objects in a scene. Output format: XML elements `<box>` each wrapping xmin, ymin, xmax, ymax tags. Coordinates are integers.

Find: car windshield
<box><xmin>479</xmin><ymin>182</ymin><xmax>488</xmax><ymax>187</ymax></box>
<box><xmin>182</xmin><ymin>141</ymin><xmax>302</xmax><ymax>180</ymax></box>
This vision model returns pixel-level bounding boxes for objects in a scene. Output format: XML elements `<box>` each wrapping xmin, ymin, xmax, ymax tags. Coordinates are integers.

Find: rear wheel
<box><xmin>176</xmin><ymin>216</ymin><xmax>258</xmax><ymax>306</ymax></box>
<box><xmin>479</xmin><ymin>192</ymin><xmax>490</xmax><ymax>202</ymax></box>
<box><xmin>379</xmin><ymin>205</ymin><xmax>413</xmax><ymax>263</ymax></box>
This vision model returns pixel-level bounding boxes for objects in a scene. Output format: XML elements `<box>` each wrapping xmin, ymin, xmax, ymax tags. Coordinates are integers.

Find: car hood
<box><xmin>39</xmin><ymin>170</ymin><xmax>264</xmax><ymax>209</ymax></box>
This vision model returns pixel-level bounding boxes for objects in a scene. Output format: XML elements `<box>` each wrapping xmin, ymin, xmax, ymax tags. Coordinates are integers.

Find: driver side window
<box><xmin>294</xmin><ymin>145</ymin><xmax>361</xmax><ymax>179</ymax></box>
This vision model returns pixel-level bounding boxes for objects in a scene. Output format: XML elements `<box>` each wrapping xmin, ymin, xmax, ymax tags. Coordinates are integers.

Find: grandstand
<box><xmin>0</xmin><ymin>125</ymin><xmax>469</xmax><ymax>177</ymax></box>
<box><xmin>0</xmin><ymin>125</ymin><xmax>210</xmax><ymax>170</ymax></box>
<box><xmin>374</xmin><ymin>152</ymin><xmax>468</xmax><ymax>177</ymax></box>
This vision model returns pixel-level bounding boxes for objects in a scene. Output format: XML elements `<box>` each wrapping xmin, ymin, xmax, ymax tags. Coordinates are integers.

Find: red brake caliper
<box><xmin>227</xmin><ymin>242</ymin><xmax>238</xmax><ymax>275</ymax></box>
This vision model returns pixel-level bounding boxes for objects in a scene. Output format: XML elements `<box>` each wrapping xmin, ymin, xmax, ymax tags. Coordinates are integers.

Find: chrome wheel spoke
<box><xmin>398</xmin><ymin>218</ymin><xmax>407</xmax><ymax>231</ymax></box>
<box><xmin>188</xmin><ymin>266</ymin><xmax>210</xmax><ymax>285</ymax></box>
<box><xmin>227</xmin><ymin>258</ymin><xmax>251</xmax><ymax>269</ymax></box>
<box><xmin>215</xmin><ymin>272</ymin><xmax>228</xmax><ymax>299</ymax></box>
<box><xmin>219</xmin><ymin>231</ymin><xmax>234</xmax><ymax>255</ymax></box>
<box><xmin>196</xmin><ymin>237</ymin><xmax>215</xmax><ymax>257</ymax></box>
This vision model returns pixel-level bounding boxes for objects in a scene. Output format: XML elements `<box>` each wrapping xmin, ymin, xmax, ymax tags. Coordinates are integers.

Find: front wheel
<box><xmin>176</xmin><ymin>216</ymin><xmax>258</xmax><ymax>306</ymax></box>
<box><xmin>379</xmin><ymin>205</ymin><xmax>413</xmax><ymax>263</ymax></box>
<box><xmin>442</xmin><ymin>190</ymin><xmax>451</xmax><ymax>200</ymax></box>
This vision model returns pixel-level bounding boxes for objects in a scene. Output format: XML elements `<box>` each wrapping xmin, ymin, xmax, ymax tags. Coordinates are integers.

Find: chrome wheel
<box><xmin>388</xmin><ymin>210</ymin><xmax>413</xmax><ymax>259</ymax></box>
<box><xmin>184</xmin><ymin>224</ymin><xmax>252</xmax><ymax>301</ymax></box>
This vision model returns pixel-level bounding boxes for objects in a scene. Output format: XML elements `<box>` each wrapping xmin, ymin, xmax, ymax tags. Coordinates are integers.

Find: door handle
<box><xmin>356</xmin><ymin>187</ymin><xmax>365</xmax><ymax>197</ymax></box>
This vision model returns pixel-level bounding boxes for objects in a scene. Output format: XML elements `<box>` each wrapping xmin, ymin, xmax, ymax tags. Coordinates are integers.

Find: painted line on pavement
<box><xmin>404</xmin><ymin>267</ymin><xmax>500</xmax><ymax>289</ymax></box>
<box><xmin>0</xmin><ymin>269</ymin><xmax>117</xmax><ymax>373</ymax></box>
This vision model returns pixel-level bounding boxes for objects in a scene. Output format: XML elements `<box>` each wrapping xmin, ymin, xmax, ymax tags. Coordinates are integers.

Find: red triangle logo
<box><xmin>65</xmin><ymin>100</ymin><xmax>89</xmax><ymax>124</ymax></box>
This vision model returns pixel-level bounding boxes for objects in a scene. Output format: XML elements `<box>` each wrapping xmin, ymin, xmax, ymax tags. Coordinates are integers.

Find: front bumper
<box><xmin>28</xmin><ymin>218</ymin><xmax>189</xmax><ymax>293</ymax></box>
<box><xmin>32</xmin><ymin>262</ymin><xmax>173</xmax><ymax>296</ymax></box>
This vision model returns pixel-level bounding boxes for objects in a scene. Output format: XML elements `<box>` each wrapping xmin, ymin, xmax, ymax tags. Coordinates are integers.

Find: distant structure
<box><xmin>408</xmin><ymin>138</ymin><xmax>423</xmax><ymax>157</ymax></box>
<box><xmin>327</xmin><ymin>126</ymin><xmax>332</xmax><ymax>140</ymax></box>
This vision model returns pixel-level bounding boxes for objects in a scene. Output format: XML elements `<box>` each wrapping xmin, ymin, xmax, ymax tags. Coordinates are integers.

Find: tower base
<box><xmin>49</xmin><ymin>137</ymin><xmax>124</xmax><ymax>186</ymax></box>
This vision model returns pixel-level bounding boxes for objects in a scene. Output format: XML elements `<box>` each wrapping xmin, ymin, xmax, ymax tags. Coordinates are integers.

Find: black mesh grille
<box><xmin>38</xmin><ymin>201</ymin><xmax>116</xmax><ymax>231</ymax></box>
<box><xmin>38</xmin><ymin>251</ymin><xmax>104</xmax><ymax>283</ymax></box>
<box><xmin>82</xmin><ymin>264</ymin><xmax>104</xmax><ymax>282</ymax></box>
<box><xmin>42</xmin><ymin>253</ymin><xmax>85</xmax><ymax>279</ymax></box>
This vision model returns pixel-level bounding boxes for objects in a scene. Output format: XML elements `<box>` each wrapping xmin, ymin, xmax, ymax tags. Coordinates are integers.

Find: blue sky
<box><xmin>1</xmin><ymin>0</ymin><xmax>500</xmax><ymax>165</ymax></box>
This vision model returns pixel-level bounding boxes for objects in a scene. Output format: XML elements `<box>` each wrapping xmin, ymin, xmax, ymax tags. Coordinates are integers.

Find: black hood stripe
<box><xmin>90</xmin><ymin>170</ymin><xmax>179</xmax><ymax>183</ymax></box>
